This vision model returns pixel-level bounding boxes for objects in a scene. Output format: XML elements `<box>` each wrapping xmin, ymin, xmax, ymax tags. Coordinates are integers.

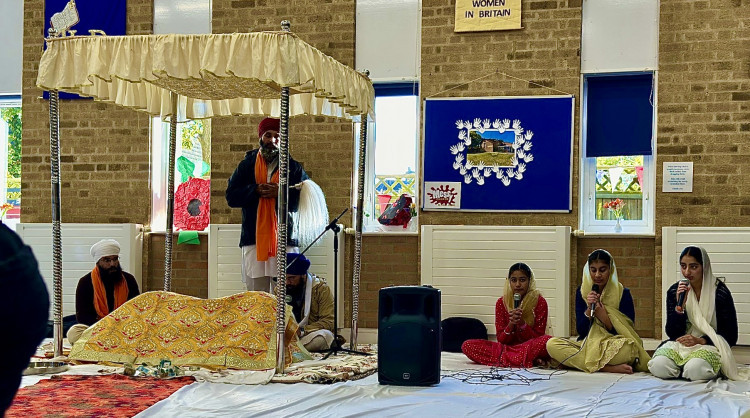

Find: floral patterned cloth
<box><xmin>271</xmin><ymin>345</ymin><xmax>378</xmax><ymax>384</ymax></box>
<box><xmin>69</xmin><ymin>291</ymin><xmax>303</xmax><ymax>370</ymax></box>
<box><xmin>7</xmin><ymin>374</ymin><xmax>195</xmax><ymax>417</ymax></box>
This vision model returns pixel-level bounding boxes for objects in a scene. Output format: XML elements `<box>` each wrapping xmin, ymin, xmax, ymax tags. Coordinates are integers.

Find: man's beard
<box><xmin>259</xmin><ymin>140</ymin><xmax>279</xmax><ymax>162</ymax></box>
<box><xmin>101</xmin><ymin>264</ymin><xmax>123</xmax><ymax>281</ymax></box>
<box><xmin>286</xmin><ymin>282</ymin><xmax>304</xmax><ymax>299</ymax></box>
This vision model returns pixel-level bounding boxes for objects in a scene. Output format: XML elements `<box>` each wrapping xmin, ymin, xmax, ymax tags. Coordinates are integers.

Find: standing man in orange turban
<box><xmin>226</xmin><ymin>117</ymin><xmax>309</xmax><ymax>292</ymax></box>
<box><xmin>67</xmin><ymin>239</ymin><xmax>140</xmax><ymax>344</ymax></box>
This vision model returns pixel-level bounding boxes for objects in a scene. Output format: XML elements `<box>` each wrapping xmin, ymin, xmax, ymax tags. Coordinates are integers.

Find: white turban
<box><xmin>90</xmin><ymin>239</ymin><xmax>121</xmax><ymax>261</ymax></box>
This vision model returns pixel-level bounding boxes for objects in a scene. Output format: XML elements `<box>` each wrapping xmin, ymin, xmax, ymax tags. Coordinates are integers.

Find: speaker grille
<box><xmin>378</xmin><ymin>286</ymin><xmax>441</xmax><ymax>386</ymax></box>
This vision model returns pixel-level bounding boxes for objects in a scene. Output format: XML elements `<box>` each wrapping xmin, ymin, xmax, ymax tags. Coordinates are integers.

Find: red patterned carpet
<box><xmin>7</xmin><ymin>375</ymin><xmax>195</xmax><ymax>417</ymax></box>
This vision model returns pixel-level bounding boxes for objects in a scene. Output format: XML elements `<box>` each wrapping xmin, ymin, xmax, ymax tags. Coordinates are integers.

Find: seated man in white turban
<box><xmin>67</xmin><ymin>239</ymin><xmax>140</xmax><ymax>344</ymax></box>
<box><xmin>285</xmin><ymin>253</ymin><xmax>335</xmax><ymax>352</ymax></box>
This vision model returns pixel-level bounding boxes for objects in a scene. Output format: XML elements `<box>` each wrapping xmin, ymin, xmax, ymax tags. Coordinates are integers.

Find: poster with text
<box><xmin>422</xmin><ymin>96</ymin><xmax>574</xmax><ymax>212</ymax></box>
<box><xmin>455</xmin><ymin>0</ymin><xmax>521</xmax><ymax>32</ymax></box>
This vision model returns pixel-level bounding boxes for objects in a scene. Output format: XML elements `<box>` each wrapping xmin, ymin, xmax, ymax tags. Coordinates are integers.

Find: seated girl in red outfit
<box><xmin>461</xmin><ymin>263</ymin><xmax>552</xmax><ymax>367</ymax></box>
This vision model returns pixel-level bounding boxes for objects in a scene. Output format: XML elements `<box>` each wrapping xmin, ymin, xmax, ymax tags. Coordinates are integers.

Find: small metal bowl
<box><xmin>23</xmin><ymin>361</ymin><xmax>69</xmax><ymax>375</ymax></box>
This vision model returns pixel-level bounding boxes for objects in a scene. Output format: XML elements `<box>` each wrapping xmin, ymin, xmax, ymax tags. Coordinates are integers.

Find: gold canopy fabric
<box><xmin>36</xmin><ymin>32</ymin><xmax>374</xmax><ymax>121</ymax></box>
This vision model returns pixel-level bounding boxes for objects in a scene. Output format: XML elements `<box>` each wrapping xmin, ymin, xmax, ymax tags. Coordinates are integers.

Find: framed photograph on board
<box><xmin>422</xmin><ymin>96</ymin><xmax>574</xmax><ymax>212</ymax></box>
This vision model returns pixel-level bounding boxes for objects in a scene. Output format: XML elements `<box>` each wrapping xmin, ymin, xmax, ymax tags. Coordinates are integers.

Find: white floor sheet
<box><xmin>136</xmin><ymin>353</ymin><xmax>750</xmax><ymax>417</ymax></box>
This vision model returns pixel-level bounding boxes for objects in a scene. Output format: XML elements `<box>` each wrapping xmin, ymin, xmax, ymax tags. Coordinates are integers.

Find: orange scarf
<box><xmin>255</xmin><ymin>151</ymin><xmax>280</xmax><ymax>261</ymax></box>
<box><xmin>91</xmin><ymin>267</ymin><xmax>129</xmax><ymax>320</ymax></box>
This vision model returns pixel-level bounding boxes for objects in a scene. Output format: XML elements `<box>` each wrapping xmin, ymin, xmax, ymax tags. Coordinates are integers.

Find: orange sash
<box><xmin>254</xmin><ymin>151</ymin><xmax>280</xmax><ymax>261</ymax></box>
<box><xmin>91</xmin><ymin>267</ymin><xmax>129</xmax><ymax>320</ymax></box>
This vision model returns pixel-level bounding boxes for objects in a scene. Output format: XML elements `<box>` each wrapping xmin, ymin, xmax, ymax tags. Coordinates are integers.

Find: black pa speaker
<box><xmin>378</xmin><ymin>285</ymin><xmax>441</xmax><ymax>386</ymax></box>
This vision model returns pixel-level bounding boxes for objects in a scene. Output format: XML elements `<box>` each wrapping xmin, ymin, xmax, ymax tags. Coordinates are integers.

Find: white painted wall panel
<box><xmin>208</xmin><ymin>224</ymin><xmax>345</xmax><ymax>328</ymax></box>
<box><xmin>662</xmin><ymin>227</ymin><xmax>750</xmax><ymax>345</ymax></box>
<box><xmin>421</xmin><ymin>225</ymin><xmax>571</xmax><ymax>338</ymax></box>
<box><xmin>154</xmin><ymin>0</ymin><xmax>211</xmax><ymax>35</ymax></box>
<box><xmin>16</xmin><ymin>223</ymin><xmax>143</xmax><ymax>320</ymax></box>
<box><xmin>581</xmin><ymin>0</ymin><xmax>659</xmax><ymax>73</ymax></box>
<box><xmin>0</xmin><ymin>0</ymin><xmax>23</xmax><ymax>95</ymax></box>
<box><xmin>356</xmin><ymin>0</ymin><xmax>420</xmax><ymax>81</ymax></box>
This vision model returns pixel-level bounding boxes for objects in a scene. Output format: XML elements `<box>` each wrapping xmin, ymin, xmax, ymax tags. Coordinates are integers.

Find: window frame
<box><xmin>578</xmin><ymin>72</ymin><xmax>657</xmax><ymax>236</ymax></box>
<box><xmin>149</xmin><ymin>116</ymin><xmax>211</xmax><ymax>233</ymax></box>
<box><xmin>353</xmin><ymin>82</ymin><xmax>420</xmax><ymax>235</ymax></box>
<box><xmin>0</xmin><ymin>95</ymin><xmax>21</xmax><ymax>230</ymax></box>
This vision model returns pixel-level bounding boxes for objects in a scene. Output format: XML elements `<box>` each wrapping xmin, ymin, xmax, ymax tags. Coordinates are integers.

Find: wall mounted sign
<box><xmin>663</xmin><ymin>162</ymin><xmax>693</xmax><ymax>193</ymax></box>
<box><xmin>454</xmin><ymin>0</ymin><xmax>521</xmax><ymax>33</ymax></box>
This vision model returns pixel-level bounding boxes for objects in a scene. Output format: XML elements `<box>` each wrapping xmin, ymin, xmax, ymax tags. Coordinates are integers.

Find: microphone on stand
<box><xmin>675</xmin><ymin>279</ymin><xmax>690</xmax><ymax>313</ymax></box>
<box><xmin>589</xmin><ymin>284</ymin><xmax>600</xmax><ymax>319</ymax></box>
<box><xmin>513</xmin><ymin>293</ymin><xmax>521</xmax><ymax>309</ymax></box>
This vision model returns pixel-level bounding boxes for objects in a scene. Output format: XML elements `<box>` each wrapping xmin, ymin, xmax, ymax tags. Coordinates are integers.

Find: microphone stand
<box><xmin>289</xmin><ymin>208</ymin><xmax>370</xmax><ymax>358</ymax></box>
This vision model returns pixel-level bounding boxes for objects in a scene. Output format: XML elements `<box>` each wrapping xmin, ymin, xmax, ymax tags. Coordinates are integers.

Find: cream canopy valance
<box><xmin>36</xmin><ymin>32</ymin><xmax>374</xmax><ymax>121</ymax></box>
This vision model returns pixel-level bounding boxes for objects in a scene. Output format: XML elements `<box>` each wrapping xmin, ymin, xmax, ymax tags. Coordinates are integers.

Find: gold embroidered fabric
<box><xmin>68</xmin><ymin>291</ymin><xmax>303</xmax><ymax>370</ymax></box>
<box><xmin>36</xmin><ymin>32</ymin><xmax>374</xmax><ymax>121</ymax></box>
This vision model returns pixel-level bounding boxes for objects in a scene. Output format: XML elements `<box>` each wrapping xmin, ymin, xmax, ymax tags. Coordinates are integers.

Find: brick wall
<box><xmin>145</xmin><ymin>233</ymin><xmax>209</xmax><ymax>298</ymax></box>
<box><xmin>345</xmin><ymin>235</ymin><xmax>421</xmax><ymax>328</ymax></box>
<box><xmin>420</xmin><ymin>0</ymin><xmax>582</xmax><ymax>230</ymax></box>
<box><xmin>421</xmin><ymin>0</ymin><xmax>589</xmax><ymax>331</ymax></box>
<box><xmin>21</xmin><ymin>0</ymin><xmax>153</xmax><ymax>224</ymax></box>
<box><xmin>209</xmin><ymin>0</ymin><xmax>356</xmax><ymax>228</ymax></box>
<box><xmin>210</xmin><ymin>0</ymin><xmax>360</xmax><ymax>325</ymax></box>
<box><xmin>655</xmin><ymin>0</ymin><xmax>750</xmax><ymax>337</ymax></box>
<box><xmin>20</xmin><ymin>0</ymin><xmax>749</xmax><ymax>338</ymax></box>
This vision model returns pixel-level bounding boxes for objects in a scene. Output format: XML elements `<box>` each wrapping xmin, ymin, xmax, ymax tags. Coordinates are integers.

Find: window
<box><xmin>579</xmin><ymin>73</ymin><xmax>656</xmax><ymax>235</ymax></box>
<box><xmin>150</xmin><ymin>117</ymin><xmax>211</xmax><ymax>232</ymax></box>
<box><xmin>354</xmin><ymin>83</ymin><xmax>419</xmax><ymax>234</ymax></box>
<box><xmin>0</xmin><ymin>96</ymin><xmax>21</xmax><ymax>230</ymax></box>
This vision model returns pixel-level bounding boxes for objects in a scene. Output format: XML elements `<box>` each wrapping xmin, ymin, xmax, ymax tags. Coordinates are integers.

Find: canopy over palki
<box><xmin>38</xmin><ymin>13</ymin><xmax>373</xmax><ymax>374</ymax></box>
<box><xmin>37</xmin><ymin>32</ymin><xmax>374</xmax><ymax>120</ymax></box>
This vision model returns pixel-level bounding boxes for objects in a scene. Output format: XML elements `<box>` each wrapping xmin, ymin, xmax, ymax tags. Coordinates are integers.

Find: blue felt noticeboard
<box><xmin>422</xmin><ymin>96</ymin><xmax>574</xmax><ymax>212</ymax></box>
<box><xmin>44</xmin><ymin>0</ymin><xmax>126</xmax><ymax>100</ymax></box>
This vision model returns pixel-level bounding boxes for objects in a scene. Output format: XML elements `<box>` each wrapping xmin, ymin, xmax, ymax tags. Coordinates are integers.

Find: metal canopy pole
<box><xmin>49</xmin><ymin>87</ymin><xmax>64</xmax><ymax>358</ymax></box>
<box><xmin>164</xmin><ymin>92</ymin><xmax>178</xmax><ymax>291</ymax></box>
<box><xmin>275</xmin><ymin>20</ymin><xmax>292</xmax><ymax>374</ymax></box>
<box><xmin>350</xmin><ymin>71</ymin><xmax>370</xmax><ymax>349</ymax></box>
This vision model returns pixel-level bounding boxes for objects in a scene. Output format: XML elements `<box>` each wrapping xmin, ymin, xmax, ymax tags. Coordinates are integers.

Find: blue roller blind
<box><xmin>585</xmin><ymin>73</ymin><xmax>654</xmax><ymax>157</ymax></box>
<box><xmin>374</xmin><ymin>82</ymin><xmax>419</xmax><ymax>97</ymax></box>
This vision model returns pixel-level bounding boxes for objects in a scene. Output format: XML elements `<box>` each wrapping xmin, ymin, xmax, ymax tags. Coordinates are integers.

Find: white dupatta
<box><xmin>683</xmin><ymin>246</ymin><xmax>749</xmax><ymax>381</ymax></box>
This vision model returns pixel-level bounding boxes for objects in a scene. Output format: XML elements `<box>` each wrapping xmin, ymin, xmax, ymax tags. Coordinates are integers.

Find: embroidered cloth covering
<box><xmin>69</xmin><ymin>291</ymin><xmax>302</xmax><ymax>370</ymax></box>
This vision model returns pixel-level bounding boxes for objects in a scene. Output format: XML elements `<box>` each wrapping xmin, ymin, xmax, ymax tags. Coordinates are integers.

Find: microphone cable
<box><xmin>442</xmin><ymin>366</ymin><xmax>568</xmax><ymax>386</ymax></box>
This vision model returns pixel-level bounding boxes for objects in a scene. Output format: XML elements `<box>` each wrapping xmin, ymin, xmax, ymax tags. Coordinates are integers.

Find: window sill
<box><xmin>575</xmin><ymin>230</ymin><xmax>655</xmax><ymax>238</ymax></box>
<box><xmin>358</xmin><ymin>219</ymin><xmax>419</xmax><ymax>236</ymax></box>
<box><xmin>362</xmin><ymin>229</ymin><xmax>419</xmax><ymax>237</ymax></box>
<box><xmin>146</xmin><ymin>230</ymin><xmax>209</xmax><ymax>236</ymax></box>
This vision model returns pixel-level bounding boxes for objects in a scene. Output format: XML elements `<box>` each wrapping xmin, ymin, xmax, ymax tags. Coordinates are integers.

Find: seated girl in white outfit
<box><xmin>649</xmin><ymin>246</ymin><xmax>747</xmax><ymax>381</ymax></box>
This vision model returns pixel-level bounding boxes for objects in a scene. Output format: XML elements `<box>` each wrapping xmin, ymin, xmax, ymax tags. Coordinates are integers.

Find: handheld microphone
<box><xmin>589</xmin><ymin>284</ymin><xmax>600</xmax><ymax>318</ymax></box>
<box><xmin>675</xmin><ymin>279</ymin><xmax>690</xmax><ymax>313</ymax></box>
<box><xmin>513</xmin><ymin>293</ymin><xmax>521</xmax><ymax>309</ymax></box>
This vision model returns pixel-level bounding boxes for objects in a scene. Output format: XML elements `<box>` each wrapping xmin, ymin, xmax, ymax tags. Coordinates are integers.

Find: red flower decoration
<box><xmin>174</xmin><ymin>177</ymin><xmax>211</xmax><ymax>231</ymax></box>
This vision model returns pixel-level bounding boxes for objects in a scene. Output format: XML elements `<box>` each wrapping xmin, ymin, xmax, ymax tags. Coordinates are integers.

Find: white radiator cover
<box><xmin>421</xmin><ymin>225</ymin><xmax>571</xmax><ymax>338</ymax></box>
<box><xmin>15</xmin><ymin>223</ymin><xmax>143</xmax><ymax>320</ymax></box>
<box><xmin>662</xmin><ymin>227</ymin><xmax>750</xmax><ymax>345</ymax></box>
<box><xmin>208</xmin><ymin>224</ymin><xmax>345</xmax><ymax>328</ymax></box>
